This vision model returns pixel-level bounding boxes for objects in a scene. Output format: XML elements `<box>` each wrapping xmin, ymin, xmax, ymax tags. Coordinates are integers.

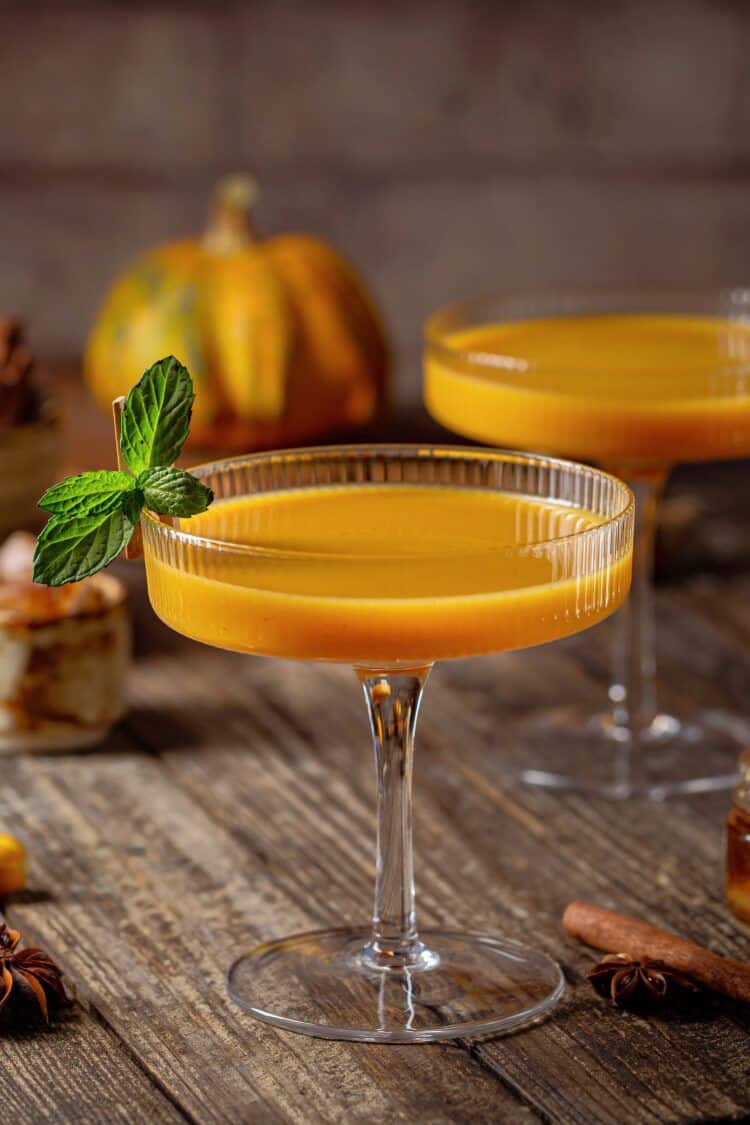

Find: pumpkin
<box><xmin>84</xmin><ymin>176</ymin><xmax>389</xmax><ymax>449</ymax></box>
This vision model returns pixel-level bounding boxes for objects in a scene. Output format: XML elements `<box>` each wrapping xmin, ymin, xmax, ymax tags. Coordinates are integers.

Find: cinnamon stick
<box><xmin>563</xmin><ymin>901</ymin><xmax>750</xmax><ymax>1005</ymax></box>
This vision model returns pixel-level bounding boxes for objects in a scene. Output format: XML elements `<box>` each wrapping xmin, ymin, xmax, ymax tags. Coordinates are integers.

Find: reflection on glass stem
<box><xmin>610</xmin><ymin>470</ymin><xmax>667</xmax><ymax>791</ymax></box>
<box><xmin>358</xmin><ymin>666</ymin><xmax>436</xmax><ymax>972</ymax></box>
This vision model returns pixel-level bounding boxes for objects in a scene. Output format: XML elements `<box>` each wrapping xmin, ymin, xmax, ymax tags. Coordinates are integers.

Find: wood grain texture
<box><xmin>1</xmin><ymin>540</ymin><xmax>749</xmax><ymax>1121</ymax></box>
<box><xmin>165</xmin><ymin>642</ymin><xmax>749</xmax><ymax>1125</ymax></box>
<box><xmin>6</xmin><ymin>2</ymin><xmax>750</xmax><ymax>174</ymax></box>
<box><xmin>5</xmin><ymin>382</ymin><xmax>750</xmax><ymax>1119</ymax></box>
<box><xmin>5</xmin><ymin>0</ymin><xmax>750</xmax><ymax>401</ymax></box>
<box><xmin>0</xmin><ymin>749</ymin><xmax>529</xmax><ymax>1124</ymax></box>
<box><xmin>0</xmin><ymin>963</ymin><xmax>186</xmax><ymax>1124</ymax></box>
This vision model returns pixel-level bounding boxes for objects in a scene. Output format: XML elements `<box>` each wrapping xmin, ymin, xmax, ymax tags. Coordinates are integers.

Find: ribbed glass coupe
<box><xmin>141</xmin><ymin>445</ymin><xmax>633</xmax><ymax>1042</ymax></box>
<box><xmin>425</xmin><ymin>289</ymin><xmax>750</xmax><ymax>798</ymax></box>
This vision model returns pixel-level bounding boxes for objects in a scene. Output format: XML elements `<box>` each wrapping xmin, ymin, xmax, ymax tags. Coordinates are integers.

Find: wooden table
<box><xmin>3</xmin><ymin>379</ymin><xmax>750</xmax><ymax>1123</ymax></box>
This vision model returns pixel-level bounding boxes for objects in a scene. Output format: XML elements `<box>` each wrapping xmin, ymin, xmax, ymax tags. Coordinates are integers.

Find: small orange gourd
<box><xmin>0</xmin><ymin>834</ymin><xmax>26</xmax><ymax>896</ymax></box>
<box><xmin>85</xmin><ymin>177</ymin><xmax>389</xmax><ymax>449</ymax></box>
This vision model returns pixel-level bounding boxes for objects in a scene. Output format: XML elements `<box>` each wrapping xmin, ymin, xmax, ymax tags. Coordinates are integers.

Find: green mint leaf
<box><xmin>121</xmin><ymin>488</ymin><xmax>145</xmax><ymax>525</ymax></box>
<box><xmin>39</xmin><ymin>470</ymin><xmax>136</xmax><ymax>517</ymax></box>
<box><xmin>32</xmin><ymin>506</ymin><xmax>138</xmax><ymax>586</ymax></box>
<box><xmin>32</xmin><ymin>354</ymin><xmax>211</xmax><ymax>588</ymax></box>
<box><xmin>139</xmin><ymin>466</ymin><xmax>213</xmax><ymax>517</ymax></box>
<box><xmin>120</xmin><ymin>355</ymin><xmax>194</xmax><ymax>475</ymax></box>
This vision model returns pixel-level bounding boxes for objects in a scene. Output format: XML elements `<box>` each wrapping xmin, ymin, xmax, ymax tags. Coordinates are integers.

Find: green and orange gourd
<box><xmin>85</xmin><ymin>176</ymin><xmax>389</xmax><ymax>449</ymax></box>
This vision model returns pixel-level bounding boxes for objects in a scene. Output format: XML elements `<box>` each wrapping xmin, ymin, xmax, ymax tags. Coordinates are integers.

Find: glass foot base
<box><xmin>515</xmin><ymin>705</ymin><xmax>746</xmax><ymax>799</ymax></box>
<box><xmin>227</xmin><ymin>927</ymin><xmax>564</xmax><ymax>1042</ymax></box>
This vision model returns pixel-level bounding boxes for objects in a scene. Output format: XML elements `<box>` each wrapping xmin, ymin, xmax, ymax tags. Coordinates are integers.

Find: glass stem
<box><xmin>609</xmin><ymin>469</ymin><xmax>669</xmax><ymax>791</ymax></box>
<box><xmin>357</xmin><ymin>665</ymin><xmax>432</xmax><ymax>970</ymax></box>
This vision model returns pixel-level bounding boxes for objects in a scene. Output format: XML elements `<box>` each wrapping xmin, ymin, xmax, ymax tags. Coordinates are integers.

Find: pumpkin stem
<box><xmin>203</xmin><ymin>175</ymin><xmax>259</xmax><ymax>253</ymax></box>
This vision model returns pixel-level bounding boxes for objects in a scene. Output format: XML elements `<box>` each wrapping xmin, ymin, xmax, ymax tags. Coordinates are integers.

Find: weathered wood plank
<box><xmin>123</xmin><ymin>616</ymin><xmax>750</xmax><ymax>1124</ymax></box>
<box><xmin>7</xmin><ymin>1</ymin><xmax>750</xmax><ymax>176</ymax></box>
<box><xmin>4</xmin><ymin>473</ymin><xmax>750</xmax><ymax>1122</ymax></box>
<box><xmin>424</xmin><ymin>593</ymin><xmax>750</xmax><ymax>1122</ymax></box>
<box><xmin>0</xmin><ymin>735</ymin><xmax>529</xmax><ymax>1124</ymax></box>
<box><xmin>0</xmin><ymin>972</ymin><xmax>186</xmax><ymax>1124</ymax></box>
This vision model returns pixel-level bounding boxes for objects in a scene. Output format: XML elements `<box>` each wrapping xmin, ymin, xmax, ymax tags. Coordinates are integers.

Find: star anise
<box><xmin>587</xmin><ymin>953</ymin><xmax>701</xmax><ymax>1013</ymax></box>
<box><xmin>0</xmin><ymin>922</ymin><xmax>69</xmax><ymax>1026</ymax></box>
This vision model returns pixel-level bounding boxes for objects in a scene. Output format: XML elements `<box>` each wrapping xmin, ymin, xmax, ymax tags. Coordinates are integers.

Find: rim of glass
<box><xmin>424</xmin><ymin>284</ymin><xmax>750</xmax><ymax>375</ymax></box>
<box><xmin>140</xmin><ymin>443</ymin><xmax>634</xmax><ymax>560</ymax></box>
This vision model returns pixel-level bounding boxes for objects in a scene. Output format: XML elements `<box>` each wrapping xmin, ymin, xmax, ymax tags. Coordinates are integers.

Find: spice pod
<box><xmin>587</xmin><ymin>953</ymin><xmax>701</xmax><ymax>1012</ymax></box>
<box><xmin>0</xmin><ymin>922</ymin><xmax>70</xmax><ymax>1026</ymax></box>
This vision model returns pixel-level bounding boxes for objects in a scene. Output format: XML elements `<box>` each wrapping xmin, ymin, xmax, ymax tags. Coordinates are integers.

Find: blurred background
<box><xmin>4</xmin><ymin>0</ymin><xmax>750</xmax><ymax>407</ymax></box>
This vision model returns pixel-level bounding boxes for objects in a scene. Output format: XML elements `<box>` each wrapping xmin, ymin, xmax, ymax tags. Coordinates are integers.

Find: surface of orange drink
<box><xmin>143</xmin><ymin>485</ymin><xmax>631</xmax><ymax>666</ymax></box>
<box><xmin>425</xmin><ymin>315</ymin><xmax>750</xmax><ymax>468</ymax></box>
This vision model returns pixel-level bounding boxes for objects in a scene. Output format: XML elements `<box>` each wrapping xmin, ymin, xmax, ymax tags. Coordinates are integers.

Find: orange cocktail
<box><xmin>425</xmin><ymin>291</ymin><xmax>750</xmax><ymax>798</ymax></box>
<box><xmin>145</xmin><ymin>482</ymin><xmax>629</xmax><ymax>666</ymax></box>
<box><xmin>141</xmin><ymin>446</ymin><xmax>633</xmax><ymax>1043</ymax></box>
<box><xmin>426</xmin><ymin>314</ymin><xmax>750</xmax><ymax>470</ymax></box>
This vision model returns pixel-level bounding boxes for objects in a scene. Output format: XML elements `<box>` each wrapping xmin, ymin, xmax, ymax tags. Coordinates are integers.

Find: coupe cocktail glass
<box><xmin>425</xmin><ymin>288</ymin><xmax>750</xmax><ymax>798</ymax></box>
<box><xmin>141</xmin><ymin>445</ymin><xmax>633</xmax><ymax>1042</ymax></box>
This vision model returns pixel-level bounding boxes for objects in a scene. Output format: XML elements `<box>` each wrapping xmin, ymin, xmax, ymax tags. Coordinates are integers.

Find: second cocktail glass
<box><xmin>425</xmin><ymin>288</ymin><xmax>750</xmax><ymax>798</ymax></box>
<box><xmin>141</xmin><ymin>445</ymin><xmax>633</xmax><ymax>1041</ymax></box>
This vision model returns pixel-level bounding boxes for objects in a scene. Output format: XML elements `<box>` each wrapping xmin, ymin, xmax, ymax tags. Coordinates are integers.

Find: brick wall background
<box><xmin>3</xmin><ymin>0</ymin><xmax>750</xmax><ymax>401</ymax></box>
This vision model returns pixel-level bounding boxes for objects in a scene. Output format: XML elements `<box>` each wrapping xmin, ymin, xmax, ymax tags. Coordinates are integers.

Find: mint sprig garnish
<box><xmin>39</xmin><ymin>470</ymin><xmax>137</xmax><ymax>517</ymax></box>
<box><xmin>32</xmin><ymin>356</ymin><xmax>213</xmax><ymax>586</ymax></box>
<box><xmin>138</xmin><ymin>466</ymin><xmax>214</xmax><ymax>517</ymax></box>
<box><xmin>120</xmin><ymin>355</ymin><xmax>195</xmax><ymax>475</ymax></box>
<box><xmin>33</xmin><ymin>506</ymin><xmax>141</xmax><ymax>586</ymax></box>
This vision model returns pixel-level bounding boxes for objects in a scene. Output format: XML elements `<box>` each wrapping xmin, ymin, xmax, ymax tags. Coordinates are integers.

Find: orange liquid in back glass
<box><xmin>143</xmin><ymin>484</ymin><xmax>631</xmax><ymax>665</ymax></box>
<box><xmin>425</xmin><ymin>315</ymin><xmax>750</xmax><ymax>466</ymax></box>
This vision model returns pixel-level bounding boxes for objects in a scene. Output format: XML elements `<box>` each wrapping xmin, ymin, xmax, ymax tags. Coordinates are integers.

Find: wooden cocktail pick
<box><xmin>111</xmin><ymin>395</ymin><xmax>143</xmax><ymax>559</ymax></box>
